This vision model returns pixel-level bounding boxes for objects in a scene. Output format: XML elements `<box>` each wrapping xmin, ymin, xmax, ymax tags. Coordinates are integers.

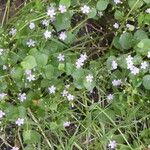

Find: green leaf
<box><xmin>23</xmin><ymin>130</ymin><xmax>41</xmax><ymax>144</ymax></box>
<box><xmin>83</xmin><ymin>79</ymin><xmax>95</xmax><ymax>91</ymax></box>
<box><xmin>11</xmin><ymin>67</ymin><xmax>23</xmax><ymax>79</ymax></box>
<box><xmin>143</xmin><ymin>0</ymin><xmax>150</xmax><ymax>3</ymax></box>
<box><xmin>114</xmin><ymin>10</ymin><xmax>124</xmax><ymax>21</ymax></box>
<box><xmin>59</xmin><ymin>0</ymin><xmax>71</xmax><ymax>8</ymax></box>
<box><xmin>136</xmin><ymin>39</ymin><xmax>150</xmax><ymax>55</ymax></box>
<box><xmin>88</xmin><ymin>8</ymin><xmax>97</xmax><ymax>18</ymax></box>
<box><xmin>54</xmin><ymin>13</ymin><xmax>72</xmax><ymax>31</ymax></box>
<box><xmin>134</xmin><ymin>30</ymin><xmax>148</xmax><ymax>42</ymax></box>
<box><xmin>35</xmin><ymin>53</ymin><xmax>48</xmax><ymax>67</ymax></box>
<box><xmin>119</xmin><ymin>32</ymin><xmax>134</xmax><ymax>49</ymax></box>
<box><xmin>65</xmin><ymin>63</ymin><xmax>75</xmax><ymax>75</ymax></box>
<box><xmin>43</xmin><ymin>64</ymin><xmax>55</xmax><ymax>79</ymax></box>
<box><xmin>96</xmin><ymin>0</ymin><xmax>109</xmax><ymax>11</ymax></box>
<box><xmin>128</xmin><ymin>0</ymin><xmax>143</xmax><ymax>9</ymax></box>
<box><xmin>21</xmin><ymin>55</ymin><xmax>37</xmax><ymax>70</ymax></box>
<box><xmin>143</xmin><ymin>75</ymin><xmax>150</xmax><ymax>90</ymax></box>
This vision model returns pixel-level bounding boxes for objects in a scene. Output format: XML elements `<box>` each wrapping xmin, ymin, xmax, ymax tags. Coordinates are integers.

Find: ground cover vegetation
<box><xmin>0</xmin><ymin>0</ymin><xmax>150</xmax><ymax>149</ymax></box>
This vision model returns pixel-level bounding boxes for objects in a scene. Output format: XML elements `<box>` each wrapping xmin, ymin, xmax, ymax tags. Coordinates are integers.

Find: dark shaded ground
<box><xmin>0</xmin><ymin>0</ymin><xmax>25</xmax><ymax>24</ymax></box>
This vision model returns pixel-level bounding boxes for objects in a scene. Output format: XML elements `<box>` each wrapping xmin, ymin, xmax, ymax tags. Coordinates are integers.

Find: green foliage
<box><xmin>96</xmin><ymin>0</ymin><xmax>109</xmax><ymax>11</ymax></box>
<box><xmin>0</xmin><ymin>0</ymin><xmax>150</xmax><ymax>149</ymax></box>
<box><xmin>21</xmin><ymin>55</ymin><xmax>37</xmax><ymax>70</ymax></box>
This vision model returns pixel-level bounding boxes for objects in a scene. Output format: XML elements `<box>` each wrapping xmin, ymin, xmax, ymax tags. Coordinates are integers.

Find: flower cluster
<box><xmin>76</xmin><ymin>53</ymin><xmax>88</xmax><ymax>69</ymax></box>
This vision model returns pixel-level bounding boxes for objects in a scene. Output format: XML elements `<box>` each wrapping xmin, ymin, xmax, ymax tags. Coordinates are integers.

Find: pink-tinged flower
<box><xmin>86</xmin><ymin>74</ymin><xmax>94</xmax><ymax>83</ymax></box>
<box><xmin>108</xmin><ymin>140</ymin><xmax>117</xmax><ymax>149</ymax></box>
<box><xmin>15</xmin><ymin>118</ymin><xmax>24</xmax><ymax>126</ymax></box>
<box><xmin>0</xmin><ymin>110</ymin><xmax>5</xmax><ymax>119</ymax></box>
<box><xmin>59</xmin><ymin>5</ymin><xmax>67</xmax><ymax>13</ymax></box>
<box><xmin>47</xmin><ymin>7</ymin><xmax>56</xmax><ymax>18</ymax></box>
<box><xmin>57</xmin><ymin>54</ymin><xmax>65</xmax><ymax>62</ymax></box>
<box><xmin>63</xmin><ymin>121</ymin><xmax>71</xmax><ymax>127</ymax></box>
<box><xmin>18</xmin><ymin>93</ymin><xmax>26</xmax><ymax>102</ymax></box>
<box><xmin>67</xmin><ymin>94</ymin><xmax>74</xmax><ymax>101</ymax></box>
<box><xmin>11</xmin><ymin>147</ymin><xmax>19</xmax><ymax>150</ymax></box>
<box><xmin>81</xmin><ymin>5</ymin><xmax>90</xmax><ymax>14</ymax></box>
<box><xmin>48</xmin><ymin>85</ymin><xmax>56</xmax><ymax>94</ymax></box>
<box><xmin>59</xmin><ymin>32</ymin><xmax>67</xmax><ymax>41</ymax></box>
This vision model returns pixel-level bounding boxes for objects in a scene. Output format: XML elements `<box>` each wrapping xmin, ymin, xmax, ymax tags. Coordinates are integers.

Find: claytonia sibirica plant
<box><xmin>0</xmin><ymin>0</ymin><xmax>150</xmax><ymax>149</ymax></box>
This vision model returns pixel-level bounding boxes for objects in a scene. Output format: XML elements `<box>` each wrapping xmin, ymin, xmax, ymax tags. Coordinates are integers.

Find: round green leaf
<box><xmin>59</xmin><ymin>0</ymin><xmax>71</xmax><ymax>8</ymax></box>
<box><xmin>96</xmin><ymin>0</ymin><xmax>109</xmax><ymax>11</ymax></box>
<box><xmin>143</xmin><ymin>75</ymin><xmax>150</xmax><ymax>90</ymax></box>
<box><xmin>114</xmin><ymin>10</ymin><xmax>124</xmax><ymax>21</ymax></box>
<box><xmin>136</xmin><ymin>39</ymin><xmax>150</xmax><ymax>55</ymax></box>
<box><xmin>21</xmin><ymin>55</ymin><xmax>37</xmax><ymax>70</ymax></box>
<box><xmin>88</xmin><ymin>8</ymin><xmax>97</xmax><ymax>18</ymax></box>
<box><xmin>119</xmin><ymin>32</ymin><xmax>134</xmax><ymax>50</ymax></box>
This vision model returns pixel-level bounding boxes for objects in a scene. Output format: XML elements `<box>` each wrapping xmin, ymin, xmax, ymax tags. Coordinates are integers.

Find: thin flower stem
<box><xmin>96</xmin><ymin>106</ymin><xmax>134</xmax><ymax>150</ymax></box>
<box><xmin>17</xmin><ymin>128</ymin><xmax>24</xmax><ymax>149</ymax></box>
<box><xmin>27</xmin><ymin>108</ymin><xmax>54</xmax><ymax>150</ymax></box>
<box><xmin>109</xmin><ymin>0</ymin><xmax>141</xmax><ymax>50</ymax></box>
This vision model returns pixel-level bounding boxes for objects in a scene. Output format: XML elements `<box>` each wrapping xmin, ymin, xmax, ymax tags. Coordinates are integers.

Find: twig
<box><xmin>27</xmin><ymin>108</ymin><xmax>54</xmax><ymax>150</ymax></box>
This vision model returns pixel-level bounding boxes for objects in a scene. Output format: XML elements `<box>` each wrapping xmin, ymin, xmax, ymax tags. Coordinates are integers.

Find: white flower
<box><xmin>63</xmin><ymin>121</ymin><xmax>71</xmax><ymax>127</ymax></box>
<box><xmin>61</xmin><ymin>89</ymin><xmax>68</xmax><ymax>97</ymax></box>
<box><xmin>3</xmin><ymin>65</ymin><xmax>7</xmax><ymax>70</ymax></box>
<box><xmin>108</xmin><ymin>140</ymin><xmax>117</xmax><ymax>149</ymax></box>
<box><xmin>15</xmin><ymin>118</ymin><xmax>24</xmax><ymax>126</ymax></box>
<box><xmin>44</xmin><ymin>30</ymin><xmax>52</xmax><ymax>39</ymax></box>
<box><xmin>98</xmin><ymin>12</ymin><xmax>103</xmax><ymax>17</ymax></box>
<box><xmin>57</xmin><ymin>53</ymin><xmax>65</xmax><ymax>61</ymax></box>
<box><xmin>67</xmin><ymin>94</ymin><xmax>74</xmax><ymax>101</ymax></box>
<box><xmin>27</xmin><ymin>74</ymin><xmax>35</xmax><ymax>82</ymax></box>
<box><xmin>141</xmin><ymin>61</ymin><xmax>148</xmax><ymax>70</ymax></box>
<box><xmin>126</xmin><ymin>55</ymin><xmax>133</xmax><ymax>62</ymax></box>
<box><xmin>112</xmin><ymin>79</ymin><xmax>122</xmax><ymax>86</ymax></box>
<box><xmin>59</xmin><ymin>32</ymin><xmax>67</xmax><ymax>41</ymax></box>
<box><xmin>11</xmin><ymin>147</ymin><xmax>19</xmax><ymax>150</ymax></box>
<box><xmin>112</xmin><ymin>60</ymin><xmax>118</xmax><ymax>70</ymax></box>
<box><xmin>0</xmin><ymin>110</ymin><xmax>5</xmax><ymax>119</ymax></box>
<box><xmin>9</xmin><ymin>28</ymin><xmax>17</xmax><ymax>36</ymax></box>
<box><xmin>146</xmin><ymin>8</ymin><xmax>150</xmax><ymax>14</ymax></box>
<box><xmin>41</xmin><ymin>19</ymin><xmax>49</xmax><ymax>27</ymax></box>
<box><xmin>107</xmin><ymin>94</ymin><xmax>113</xmax><ymax>101</ymax></box>
<box><xmin>131</xmin><ymin>66</ymin><xmax>139</xmax><ymax>75</ymax></box>
<box><xmin>86</xmin><ymin>74</ymin><xmax>94</xmax><ymax>83</ymax></box>
<box><xmin>25</xmin><ymin>70</ymin><xmax>32</xmax><ymax>75</ymax></box>
<box><xmin>81</xmin><ymin>5</ymin><xmax>90</xmax><ymax>14</ymax></box>
<box><xmin>48</xmin><ymin>85</ymin><xmax>56</xmax><ymax>94</ymax></box>
<box><xmin>113</xmin><ymin>23</ymin><xmax>119</xmax><ymax>29</ymax></box>
<box><xmin>47</xmin><ymin>7</ymin><xmax>56</xmax><ymax>18</ymax></box>
<box><xmin>114</xmin><ymin>0</ymin><xmax>121</xmax><ymax>4</ymax></box>
<box><xmin>29</xmin><ymin>22</ymin><xmax>35</xmax><ymax>30</ymax></box>
<box><xmin>59</xmin><ymin>5</ymin><xmax>67</xmax><ymax>13</ymax></box>
<box><xmin>147</xmin><ymin>51</ymin><xmax>150</xmax><ymax>58</ymax></box>
<box><xmin>126</xmin><ymin>55</ymin><xmax>134</xmax><ymax>70</ymax></box>
<box><xmin>76</xmin><ymin>53</ymin><xmax>87</xmax><ymax>69</ymax></box>
<box><xmin>0</xmin><ymin>93</ymin><xmax>7</xmax><ymax>99</ymax></box>
<box><xmin>18</xmin><ymin>93</ymin><xmax>26</xmax><ymax>102</ymax></box>
<box><xmin>76</xmin><ymin>59</ymin><xmax>84</xmax><ymax>69</ymax></box>
<box><xmin>26</xmin><ymin>39</ymin><xmax>36</xmax><ymax>47</ymax></box>
<box><xmin>0</xmin><ymin>49</ymin><xmax>3</xmax><ymax>55</ymax></box>
<box><xmin>80</xmin><ymin>53</ymin><xmax>87</xmax><ymax>62</ymax></box>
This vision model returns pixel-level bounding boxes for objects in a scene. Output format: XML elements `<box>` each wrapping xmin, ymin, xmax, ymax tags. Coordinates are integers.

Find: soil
<box><xmin>0</xmin><ymin>0</ymin><xmax>24</xmax><ymax>24</ymax></box>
